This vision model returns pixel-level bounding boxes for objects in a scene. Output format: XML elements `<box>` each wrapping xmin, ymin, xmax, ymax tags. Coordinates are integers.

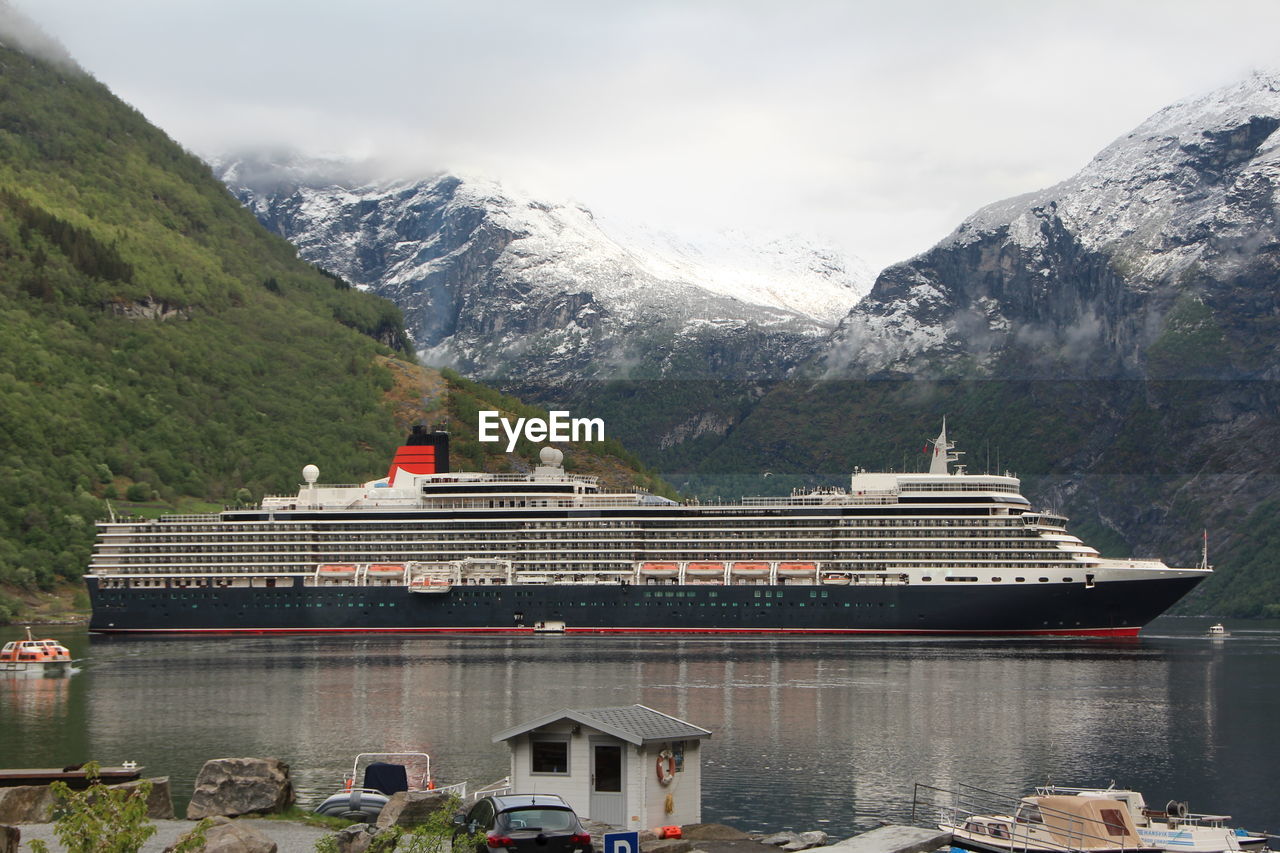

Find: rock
<box><xmin>0</xmin><ymin>824</ymin><xmax>18</xmax><ymax>853</ymax></box>
<box><xmin>327</xmin><ymin>823</ymin><xmax>397</xmax><ymax>853</ymax></box>
<box><xmin>783</xmin><ymin>832</ymin><xmax>829</xmax><ymax>851</ymax></box>
<box><xmin>112</xmin><ymin>776</ymin><xmax>175</xmax><ymax>819</ymax></box>
<box><xmin>376</xmin><ymin>789</ymin><xmax>449</xmax><ymax>828</ymax></box>
<box><xmin>0</xmin><ymin>785</ymin><xmax>56</xmax><ymax>824</ymax></box>
<box><xmin>762</xmin><ymin>832</ymin><xmax>802</xmax><ymax>847</ymax></box>
<box><xmin>681</xmin><ymin>824</ymin><xmax>753</xmax><ymax>841</ymax></box>
<box><xmin>186</xmin><ymin>758</ymin><xmax>294</xmax><ymax>819</ymax></box>
<box><xmin>165</xmin><ymin>816</ymin><xmax>277</xmax><ymax>853</ymax></box>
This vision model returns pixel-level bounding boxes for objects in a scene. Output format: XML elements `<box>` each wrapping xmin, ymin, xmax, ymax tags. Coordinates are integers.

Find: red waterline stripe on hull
<box><xmin>89</xmin><ymin>626</ymin><xmax>1142</xmax><ymax>638</ymax></box>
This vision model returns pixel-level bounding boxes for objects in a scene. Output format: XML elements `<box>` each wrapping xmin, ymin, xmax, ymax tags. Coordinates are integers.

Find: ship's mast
<box><xmin>929</xmin><ymin>418</ymin><xmax>963</xmax><ymax>475</ymax></box>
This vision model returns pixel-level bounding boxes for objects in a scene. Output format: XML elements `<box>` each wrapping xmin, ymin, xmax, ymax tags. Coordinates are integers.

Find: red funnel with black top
<box><xmin>387</xmin><ymin>426</ymin><xmax>450</xmax><ymax>486</ymax></box>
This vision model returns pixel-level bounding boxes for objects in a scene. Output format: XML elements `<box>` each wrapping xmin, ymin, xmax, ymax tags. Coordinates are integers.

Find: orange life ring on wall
<box><xmin>656</xmin><ymin>750</ymin><xmax>675</xmax><ymax>785</ymax></box>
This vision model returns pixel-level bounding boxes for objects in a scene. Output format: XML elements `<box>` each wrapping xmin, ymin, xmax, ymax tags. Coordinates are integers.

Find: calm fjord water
<box><xmin>1</xmin><ymin>618</ymin><xmax>1277</xmax><ymax>837</ymax></box>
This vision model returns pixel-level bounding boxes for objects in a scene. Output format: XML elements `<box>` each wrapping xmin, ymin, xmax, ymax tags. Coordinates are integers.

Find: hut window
<box><xmin>531</xmin><ymin>737</ymin><xmax>569</xmax><ymax>774</ymax></box>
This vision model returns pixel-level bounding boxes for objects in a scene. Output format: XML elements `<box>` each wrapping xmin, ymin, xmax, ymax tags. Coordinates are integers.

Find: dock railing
<box><xmin>912</xmin><ymin>782</ymin><xmax>1148</xmax><ymax>853</ymax></box>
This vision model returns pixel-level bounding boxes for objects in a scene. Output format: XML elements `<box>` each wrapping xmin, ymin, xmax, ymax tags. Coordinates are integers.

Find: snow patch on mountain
<box><xmin>829</xmin><ymin>71</ymin><xmax>1280</xmax><ymax>377</ymax></box>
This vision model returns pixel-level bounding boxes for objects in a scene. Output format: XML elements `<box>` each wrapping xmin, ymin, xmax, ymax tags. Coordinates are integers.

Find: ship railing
<box><xmin>131</xmin><ymin>514</ymin><xmax>224</xmax><ymax>524</ymax></box>
<box><xmin>741</xmin><ymin>494</ymin><xmax>898</xmax><ymax>507</ymax></box>
<box><xmin>422</xmin><ymin>473</ymin><xmax>600</xmax><ymax>485</ymax></box>
<box><xmin>912</xmin><ymin>782</ymin><xmax>1149</xmax><ymax>853</ymax></box>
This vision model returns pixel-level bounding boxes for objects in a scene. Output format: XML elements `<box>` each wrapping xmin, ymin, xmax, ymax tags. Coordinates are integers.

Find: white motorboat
<box><xmin>1036</xmin><ymin>786</ymin><xmax>1266</xmax><ymax>853</ymax></box>
<box><xmin>943</xmin><ymin>791</ymin><xmax>1160</xmax><ymax>853</ymax></box>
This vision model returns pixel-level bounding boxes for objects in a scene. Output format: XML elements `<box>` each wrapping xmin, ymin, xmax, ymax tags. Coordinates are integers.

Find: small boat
<box><xmin>777</xmin><ymin>562</ymin><xmax>817</xmax><ymax>578</ymax></box>
<box><xmin>0</xmin><ymin>628</ymin><xmax>72</xmax><ymax>675</ymax></box>
<box><xmin>316</xmin><ymin>564</ymin><xmax>357</xmax><ymax>579</ymax></box>
<box><xmin>732</xmin><ymin>558</ymin><xmax>768</xmax><ymax>578</ymax></box>
<box><xmin>638</xmin><ymin>562</ymin><xmax>679</xmax><ymax>580</ymax></box>
<box><xmin>366</xmin><ymin>563</ymin><xmax>407</xmax><ymax>578</ymax></box>
<box><xmin>684</xmin><ymin>562</ymin><xmax>726</xmax><ymax>584</ymax></box>
<box><xmin>1037</xmin><ymin>786</ymin><xmax>1267</xmax><ymax>852</ymax></box>
<box><xmin>407</xmin><ymin>578</ymin><xmax>453</xmax><ymax>593</ymax></box>
<box><xmin>313</xmin><ymin>752</ymin><xmax>466</xmax><ymax>822</ymax></box>
<box><xmin>1207</xmin><ymin>623</ymin><xmax>1228</xmax><ymax>637</ymax></box>
<box><xmin>939</xmin><ymin>789</ymin><xmax>1160</xmax><ymax>853</ymax></box>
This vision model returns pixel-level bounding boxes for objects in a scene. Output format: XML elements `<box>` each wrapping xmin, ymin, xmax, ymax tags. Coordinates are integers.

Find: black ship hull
<box><xmin>86</xmin><ymin>574</ymin><xmax>1204</xmax><ymax>637</ymax></box>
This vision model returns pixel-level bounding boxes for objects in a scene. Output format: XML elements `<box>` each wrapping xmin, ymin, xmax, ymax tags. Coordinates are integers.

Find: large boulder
<box><xmin>112</xmin><ymin>776</ymin><xmax>175</xmax><ymax>819</ymax></box>
<box><xmin>0</xmin><ymin>785</ymin><xmax>56</xmax><ymax>824</ymax></box>
<box><xmin>186</xmin><ymin>758</ymin><xmax>294</xmax><ymax>820</ymax></box>
<box><xmin>376</xmin><ymin>789</ymin><xmax>449</xmax><ymax>828</ymax></box>
<box><xmin>165</xmin><ymin>816</ymin><xmax>277</xmax><ymax>853</ymax></box>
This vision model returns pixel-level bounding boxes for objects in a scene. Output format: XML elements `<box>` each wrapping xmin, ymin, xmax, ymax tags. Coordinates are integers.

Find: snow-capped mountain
<box><xmin>825</xmin><ymin>71</ymin><xmax>1280</xmax><ymax>380</ymax></box>
<box><xmin>215</xmin><ymin>155</ymin><xmax>873</xmax><ymax>386</ymax></box>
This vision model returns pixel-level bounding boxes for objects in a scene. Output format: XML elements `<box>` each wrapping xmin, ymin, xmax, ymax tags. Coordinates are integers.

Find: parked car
<box><xmin>454</xmin><ymin>794</ymin><xmax>594</xmax><ymax>853</ymax></box>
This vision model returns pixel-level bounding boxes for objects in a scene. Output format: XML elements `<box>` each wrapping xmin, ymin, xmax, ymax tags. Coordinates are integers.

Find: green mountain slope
<box><xmin>0</xmin><ymin>24</ymin><xmax>672</xmax><ymax>623</ymax></box>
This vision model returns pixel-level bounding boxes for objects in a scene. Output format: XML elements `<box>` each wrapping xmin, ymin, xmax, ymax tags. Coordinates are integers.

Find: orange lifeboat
<box><xmin>731</xmin><ymin>561</ymin><xmax>771</xmax><ymax>577</ymax></box>
<box><xmin>317</xmin><ymin>564</ymin><xmax>357</xmax><ymax>581</ymax></box>
<box><xmin>408</xmin><ymin>577</ymin><xmax>453</xmax><ymax>593</ymax></box>
<box><xmin>638</xmin><ymin>562</ymin><xmax>679</xmax><ymax>578</ymax></box>
<box><xmin>777</xmin><ymin>562</ymin><xmax>818</xmax><ymax>577</ymax></box>
<box><xmin>684</xmin><ymin>561</ymin><xmax>726</xmax><ymax>584</ymax></box>
<box><xmin>366</xmin><ymin>563</ymin><xmax>406</xmax><ymax>577</ymax></box>
<box><xmin>0</xmin><ymin>628</ymin><xmax>72</xmax><ymax>675</ymax></box>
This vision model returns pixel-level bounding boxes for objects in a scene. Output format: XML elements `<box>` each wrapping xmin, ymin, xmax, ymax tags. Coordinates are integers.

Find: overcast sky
<box><xmin>15</xmin><ymin>0</ymin><xmax>1280</xmax><ymax>271</ymax></box>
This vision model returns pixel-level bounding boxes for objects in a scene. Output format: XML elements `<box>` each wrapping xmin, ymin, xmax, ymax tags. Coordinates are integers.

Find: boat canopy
<box><xmin>1024</xmin><ymin>795</ymin><xmax>1145</xmax><ymax>849</ymax></box>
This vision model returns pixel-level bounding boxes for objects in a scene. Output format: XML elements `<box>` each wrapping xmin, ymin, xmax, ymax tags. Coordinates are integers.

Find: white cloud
<box><xmin>16</xmin><ymin>0</ymin><xmax>1280</xmax><ymax>270</ymax></box>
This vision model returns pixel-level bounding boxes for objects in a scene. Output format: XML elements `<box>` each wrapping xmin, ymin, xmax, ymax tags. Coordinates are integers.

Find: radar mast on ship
<box><xmin>929</xmin><ymin>418</ymin><xmax>964</xmax><ymax>475</ymax></box>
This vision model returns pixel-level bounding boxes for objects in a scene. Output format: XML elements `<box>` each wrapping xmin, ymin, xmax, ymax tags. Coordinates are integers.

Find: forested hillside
<box><xmin>0</xmin><ymin>25</ymin><xmax>671</xmax><ymax>623</ymax></box>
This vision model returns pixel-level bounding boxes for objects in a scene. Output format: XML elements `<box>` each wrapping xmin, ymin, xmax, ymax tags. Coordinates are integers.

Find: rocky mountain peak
<box><xmin>826</xmin><ymin>72</ymin><xmax>1280</xmax><ymax>380</ymax></box>
<box><xmin>215</xmin><ymin>154</ymin><xmax>874</xmax><ymax>385</ymax></box>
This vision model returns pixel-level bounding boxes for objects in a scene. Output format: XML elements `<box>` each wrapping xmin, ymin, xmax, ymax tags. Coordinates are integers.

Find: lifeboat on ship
<box><xmin>638</xmin><ymin>562</ymin><xmax>679</xmax><ymax>580</ymax></box>
<box><xmin>408</xmin><ymin>577</ymin><xmax>453</xmax><ymax>593</ymax></box>
<box><xmin>777</xmin><ymin>562</ymin><xmax>818</xmax><ymax>578</ymax></box>
<box><xmin>317</xmin><ymin>564</ymin><xmax>357</xmax><ymax>579</ymax></box>
<box><xmin>731</xmin><ymin>562</ymin><xmax>771</xmax><ymax>578</ymax></box>
<box><xmin>0</xmin><ymin>628</ymin><xmax>73</xmax><ymax>675</ymax></box>
<box><xmin>822</xmin><ymin>572</ymin><xmax>853</xmax><ymax>585</ymax></box>
<box><xmin>684</xmin><ymin>562</ymin><xmax>726</xmax><ymax>582</ymax></box>
<box><xmin>366</xmin><ymin>564</ymin><xmax>406</xmax><ymax>578</ymax></box>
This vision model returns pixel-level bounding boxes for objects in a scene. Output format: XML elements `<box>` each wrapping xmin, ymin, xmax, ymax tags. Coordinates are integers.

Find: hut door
<box><xmin>590</xmin><ymin>740</ymin><xmax>625</xmax><ymax>826</ymax></box>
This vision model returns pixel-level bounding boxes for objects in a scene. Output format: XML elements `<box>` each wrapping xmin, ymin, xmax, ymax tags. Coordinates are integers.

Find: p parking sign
<box><xmin>605</xmin><ymin>831</ymin><xmax>640</xmax><ymax>853</ymax></box>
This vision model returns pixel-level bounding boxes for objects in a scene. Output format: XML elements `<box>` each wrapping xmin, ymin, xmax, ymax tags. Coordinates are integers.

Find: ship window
<box><xmin>1063</xmin><ymin>577</ymin><xmax>1073</xmax><ymax>583</ymax></box>
<box><xmin>1015</xmin><ymin>577</ymin><xmax>1025</xmax><ymax>583</ymax></box>
<box><xmin>991</xmin><ymin>577</ymin><xmax>1002</xmax><ymax>582</ymax></box>
<box><xmin>1039</xmin><ymin>577</ymin><xmax>1049</xmax><ymax>583</ymax></box>
<box><xmin>921</xmin><ymin>577</ymin><xmax>932</xmax><ymax>582</ymax></box>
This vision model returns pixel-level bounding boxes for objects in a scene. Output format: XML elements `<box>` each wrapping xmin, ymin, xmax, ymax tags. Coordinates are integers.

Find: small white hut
<box><xmin>492</xmin><ymin>704</ymin><xmax>712</xmax><ymax>830</ymax></box>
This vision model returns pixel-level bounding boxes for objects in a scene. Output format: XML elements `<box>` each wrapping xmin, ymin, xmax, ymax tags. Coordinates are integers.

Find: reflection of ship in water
<box><xmin>1</xmin><ymin>670</ymin><xmax>71</xmax><ymax>719</ymax></box>
<box><xmin>81</xmin><ymin>634</ymin><xmax>1196</xmax><ymax>828</ymax></box>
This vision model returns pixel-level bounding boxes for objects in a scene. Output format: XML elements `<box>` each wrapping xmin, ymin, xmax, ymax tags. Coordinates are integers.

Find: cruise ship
<box><xmin>85</xmin><ymin>424</ymin><xmax>1209</xmax><ymax>636</ymax></box>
